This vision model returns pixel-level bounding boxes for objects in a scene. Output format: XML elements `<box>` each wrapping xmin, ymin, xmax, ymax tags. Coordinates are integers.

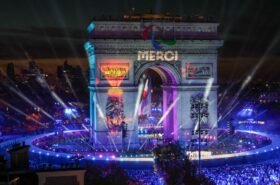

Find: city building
<box><xmin>85</xmin><ymin>14</ymin><xmax>223</xmax><ymax>149</ymax></box>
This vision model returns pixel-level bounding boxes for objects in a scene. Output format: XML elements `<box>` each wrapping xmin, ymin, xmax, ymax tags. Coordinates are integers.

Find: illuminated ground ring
<box><xmin>1</xmin><ymin>130</ymin><xmax>280</xmax><ymax>164</ymax></box>
<box><xmin>29</xmin><ymin>130</ymin><xmax>280</xmax><ymax>161</ymax></box>
<box><xmin>24</xmin><ymin>130</ymin><xmax>154</xmax><ymax>162</ymax></box>
<box><xmin>195</xmin><ymin>130</ymin><xmax>280</xmax><ymax>160</ymax></box>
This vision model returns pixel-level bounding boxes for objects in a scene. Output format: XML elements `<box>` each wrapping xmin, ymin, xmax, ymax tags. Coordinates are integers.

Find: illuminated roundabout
<box><xmin>1</xmin><ymin>130</ymin><xmax>280</xmax><ymax>166</ymax></box>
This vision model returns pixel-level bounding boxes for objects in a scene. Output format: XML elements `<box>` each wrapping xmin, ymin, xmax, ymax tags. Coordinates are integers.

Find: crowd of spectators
<box><xmin>2</xmin><ymin>132</ymin><xmax>280</xmax><ymax>185</ymax></box>
<box><xmin>126</xmin><ymin>170</ymin><xmax>165</xmax><ymax>185</ymax></box>
<box><xmin>202</xmin><ymin>160</ymin><xmax>280</xmax><ymax>185</ymax></box>
<box><xmin>125</xmin><ymin>160</ymin><xmax>280</xmax><ymax>185</ymax></box>
<box><xmin>205</xmin><ymin>130</ymin><xmax>272</xmax><ymax>155</ymax></box>
<box><xmin>32</xmin><ymin>130</ymin><xmax>91</xmax><ymax>153</ymax></box>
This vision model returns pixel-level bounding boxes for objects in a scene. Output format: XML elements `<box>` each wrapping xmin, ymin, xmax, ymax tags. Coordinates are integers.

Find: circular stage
<box><xmin>1</xmin><ymin>130</ymin><xmax>280</xmax><ymax>167</ymax></box>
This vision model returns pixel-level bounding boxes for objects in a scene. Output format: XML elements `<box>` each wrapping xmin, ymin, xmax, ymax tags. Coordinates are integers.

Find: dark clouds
<box><xmin>0</xmin><ymin>0</ymin><xmax>280</xmax><ymax>80</ymax></box>
<box><xmin>0</xmin><ymin>0</ymin><xmax>279</xmax><ymax>58</ymax></box>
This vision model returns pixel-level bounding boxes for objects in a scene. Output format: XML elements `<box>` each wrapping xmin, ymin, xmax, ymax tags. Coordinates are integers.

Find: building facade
<box><xmin>85</xmin><ymin>15</ymin><xmax>223</xmax><ymax>150</ymax></box>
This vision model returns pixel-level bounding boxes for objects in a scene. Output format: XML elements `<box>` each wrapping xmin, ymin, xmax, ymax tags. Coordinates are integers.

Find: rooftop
<box><xmin>90</xmin><ymin>13</ymin><xmax>216</xmax><ymax>23</ymax></box>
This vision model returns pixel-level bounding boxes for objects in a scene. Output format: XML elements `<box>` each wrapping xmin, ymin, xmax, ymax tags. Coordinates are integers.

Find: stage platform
<box><xmin>1</xmin><ymin>130</ymin><xmax>280</xmax><ymax>167</ymax></box>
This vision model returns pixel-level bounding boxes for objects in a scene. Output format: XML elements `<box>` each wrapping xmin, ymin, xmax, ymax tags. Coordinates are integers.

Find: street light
<box><xmin>190</xmin><ymin>94</ymin><xmax>209</xmax><ymax>176</ymax></box>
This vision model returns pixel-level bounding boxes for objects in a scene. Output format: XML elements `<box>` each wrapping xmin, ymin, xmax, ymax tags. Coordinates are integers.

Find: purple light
<box><xmin>99</xmin><ymin>154</ymin><xmax>103</xmax><ymax>158</ymax></box>
<box><xmin>55</xmin><ymin>119</ymin><xmax>62</xmax><ymax>124</ymax></box>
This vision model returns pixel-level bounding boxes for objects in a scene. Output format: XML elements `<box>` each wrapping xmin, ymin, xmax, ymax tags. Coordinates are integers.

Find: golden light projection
<box><xmin>108</xmin><ymin>87</ymin><xmax>123</xmax><ymax>97</ymax></box>
<box><xmin>105</xmin><ymin>95</ymin><xmax>125</xmax><ymax>129</ymax></box>
<box><xmin>101</xmin><ymin>66</ymin><xmax>127</xmax><ymax>79</ymax></box>
<box><xmin>98</xmin><ymin>61</ymin><xmax>130</xmax><ymax>129</ymax></box>
<box><xmin>99</xmin><ymin>62</ymin><xmax>130</xmax><ymax>87</ymax></box>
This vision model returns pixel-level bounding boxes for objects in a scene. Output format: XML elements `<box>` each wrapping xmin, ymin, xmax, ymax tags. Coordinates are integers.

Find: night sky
<box><xmin>0</xmin><ymin>0</ymin><xmax>280</xmax><ymax>82</ymax></box>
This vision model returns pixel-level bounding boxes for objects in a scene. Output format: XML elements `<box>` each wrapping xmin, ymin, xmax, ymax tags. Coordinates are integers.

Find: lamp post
<box><xmin>121</xmin><ymin>121</ymin><xmax>127</xmax><ymax>149</ymax></box>
<box><xmin>191</xmin><ymin>94</ymin><xmax>209</xmax><ymax>176</ymax></box>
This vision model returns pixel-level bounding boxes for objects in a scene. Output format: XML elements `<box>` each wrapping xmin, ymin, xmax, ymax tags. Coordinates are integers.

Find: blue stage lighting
<box><xmin>64</xmin><ymin>108</ymin><xmax>72</xmax><ymax>115</ymax></box>
<box><xmin>237</xmin><ymin>107</ymin><xmax>254</xmax><ymax>118</ymax></box>
<box><xmin>64</xmin><ymin>108</ymin><xmax>77</xmax><ymax>116</ymax></box>
<box><xmin>55</xmin><ymin>119</ymin><xmax>62</xmax><ymax>124</ymax></box>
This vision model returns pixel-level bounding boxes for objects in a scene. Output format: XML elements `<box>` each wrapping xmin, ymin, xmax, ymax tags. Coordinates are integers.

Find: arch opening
<box><xmin>135</xmin><ymin>62</ymin><xmax>180</xmax><ymax>85</ymax></box>
<box><xmin>137</xmin><ymin>64</ymin><xmax>179</xmax><ymax>147</ymax></box>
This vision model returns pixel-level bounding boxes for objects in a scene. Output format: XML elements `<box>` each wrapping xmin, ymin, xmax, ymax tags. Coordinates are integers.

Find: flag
<box><xmin>139</xmin><ymin>77</ymin><xmax>151</xmax><ymax>116</ymax></box>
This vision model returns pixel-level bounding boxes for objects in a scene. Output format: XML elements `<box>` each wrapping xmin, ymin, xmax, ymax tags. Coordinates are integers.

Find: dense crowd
<box><xmin>126</xmin><ymin>170</ymin><xmax>165</xmax><ymax>185</ymax></box>
<box><xmin>205</xmin><ymin>130</ymin><xmax>272</xmax><ymax>155</ymax></box>
<box><xmin>202</xmin><ymin>160</ymin><xmax>280</xmax><ymax>185</ymax></box>
<box><xmin>2</xmin><ymin>133</ymin><xmax>280</xmax><ymax>185</ymax></box>
<box><xmin>125</xmin><ymin>160</ymin><xmax>280</xmax><ymax>185</ymax></box>
<box><xmin>32</xmin><ymin>130</ymin><xmax>91</xmax><ymax>153</ymax></box>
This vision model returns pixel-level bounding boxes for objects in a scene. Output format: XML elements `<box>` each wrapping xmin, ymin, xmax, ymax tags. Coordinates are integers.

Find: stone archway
<box><xmin>85</xmin><ymin>18</ymin><xmax>222</xmax><ymax>150</ymax></box>
<box><xmin>135</xmin><ymin>61</ymin><xmax>181</xmax><ymax>85</ymax></box>
<box><xmin>135</xmin><ymin>62</ymin><xmax>180</xmax><ymax>141</ymax></box>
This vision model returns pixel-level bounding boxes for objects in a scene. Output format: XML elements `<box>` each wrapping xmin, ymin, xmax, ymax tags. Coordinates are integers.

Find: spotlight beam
<box><xmin>49</xmin><ymin>1</ymin><xmax>81</xmax><ymax>59</ymax></box>
<box><xmin>96</xmin><ymin>102</ymin><xmax>118</xmax><ymax>152</ymax></box>
<box><xmin>0</xmin><ymin>99</ymin><xmax>47</xmax><ymax>128</ymax></box>
<box><xmin>50</xmin><ymin>91</ymin><xmax>68</xmax><ymax>108</ymax></box>
<box><xmin>222</xmin><ymin>32</ymin><xmax>280</xmax><ymax>120</ymax></box>
<box><xmin>62</xmin><ymin>125</ymin><xmax>101</xmax><ymax>151</ymax></box>
<box><xmin>203</xmin><ymin>77</ymin><xmax>214</xmax><ymax>101</ymax></box>
<box><xmin>220</xmin><ymin>87</ymin><xmax>252</xmax><ymax>122</ymax></box>
<box><xmin>217</xmin><ymin>81</ymin><xmax>238</xmax><ymax>108</ymax></box>
<box><xmin>127</xmin><ymin>79</ymin><xmax>145</xmax><ymax>151</ymax></box>
<box><xmin>82</xmin><ymin>124</ymin><xmax>89</xmax><ymax>131</ymax></box>
<box><xmin>138</xmin><ymin>96</ymin><xmax>180</xmax><ymax>151</ymax></box>
<box><xmin>0</xmin><ymin>70</ymin><xmax>43</xmax><ymax>103</ymax></box>
<box><xmin>3</xmin><ymin>83</ymin><xmax>54</xmax><ymax>121</ymax></box>
<box><xmin>63</xmin><ymin>72</ymin><xmax>81</xmax><ymax>105</ymax></box>
<box><xmin>158</xmin><ymin>96</ymin><xmax>180</xmax><ymax>125</ymax></box>
<box><xmin>30</xmin><ymin>70</ymin><xmax>69</xmax><ymax>110</ymax></box>
<box><xmin>33</xmin><ymin>71</ymin><xmax>78</xmax><ymax>118</ymax></box>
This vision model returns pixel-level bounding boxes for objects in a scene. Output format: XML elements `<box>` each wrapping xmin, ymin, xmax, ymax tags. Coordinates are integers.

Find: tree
<box><xmin>153</xmin><ymin>142</ymin><xmax>215</xmax><ymax>185</ymax></box>
<box><xmin>85</xmin><ymin>163</ymin><xmax>132</xmax><ymax>185</ymax></box>
<box><xmin>103</xmin><ymin>164</ymin><xmax>130</xmax><ymax>185</ymax></box>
